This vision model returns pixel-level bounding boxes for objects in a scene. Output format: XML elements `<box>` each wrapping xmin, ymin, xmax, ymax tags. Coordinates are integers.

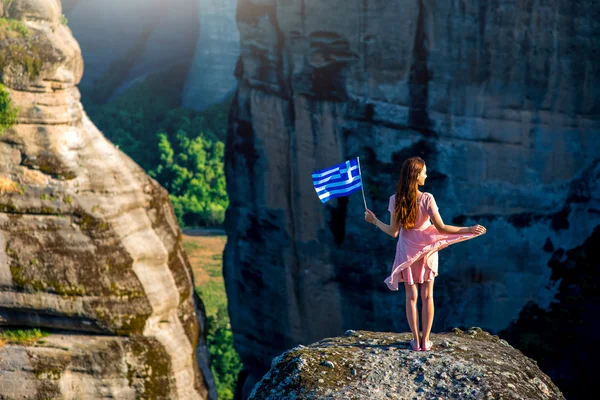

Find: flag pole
<box><xmin>357</xmin><ymin>156</ymin><xmax>368</xmax><ymax>210</ymax></box>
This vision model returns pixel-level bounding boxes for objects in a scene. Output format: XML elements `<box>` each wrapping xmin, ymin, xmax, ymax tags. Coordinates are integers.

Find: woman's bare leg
<box><xmin>404</xmin><ymin>281</ymin><xmax>420</xmax><ymax>344</ymax></box>
<box><xmin>420</xmin><ymin>278</ymin><xmax>435</xmax><ymax>348</ymax></box>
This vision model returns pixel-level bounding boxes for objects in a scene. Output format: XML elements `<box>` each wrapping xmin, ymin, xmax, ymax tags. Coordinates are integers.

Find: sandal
<box><xmin>410</xmin><ymin>339</ymin><xmax>421</xmax><ymax>351</ymax></box>
<box><xmin>421</xmin><ymin>339</ymin><xmax>433</xmax><ymax>351</ymax></box>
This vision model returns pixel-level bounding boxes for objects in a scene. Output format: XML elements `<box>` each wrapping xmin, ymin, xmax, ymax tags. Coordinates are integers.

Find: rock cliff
<box><xmin>182</xmin><ymin>0</ymin><xmax>239</xmax><ymax>109</ymax></box>
<box><xmin>63</xmin><ymin>0</ymin><xmax>200</xmax><ymax>103</ymax></box>
<box><xmin>62</xmin><ymin>0</ymin><xmax>238</xmax><ymax>109</ymax></box>
<box><xmin>224</xmin><ymin>0</ymin><xmax>599</xmax><ymax>397</ymax></box>
<box><xmin>0</xmin><ymin>1</ymin><xmax>215</xmax><ymax>398</ymax></box>
<box><xmin>248</xmin><ymin>329</ymin><xmax>564</xmax><ymax>399</ymax></box>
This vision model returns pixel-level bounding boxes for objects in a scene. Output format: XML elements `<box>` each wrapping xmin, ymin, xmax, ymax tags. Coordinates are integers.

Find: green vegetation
<box><xmin>195</xmin><ymin>282</ymin><xmax>242</xmax><ymax>400</ymax></box>
<box><xmin>182</xmin><ymin>240</ymin><xmax>202</xmax><ymax>253</ymax></box>
<box><xmin>196</xmin><ymin>277</ymin><xmax>227</xmax><ymax>324</ymax></box>
<box><xmin>60</xmin><ymin>14</ymin><xmax>68</xmax><ymax>26</ymax></box>
<box><xmin>150</xmin><ymin>131</ymin><xmax>226</xmax><ymax>227</ymax></box>
<box><xmin>0</xmin><ymin>17</ymin><xmax>29</xmax><ymax>38</ymax></box>
<box><xmin>0</xmin><ymin>17</ymin><xmax>44</xmax><ymax>81</ymax></box>
<box><xmin>0</xmin><ymin>83</ymin><xmax>18</xmax><ymax>134</ymax></box>
<box><xmin>185</xmin><ymin>233</ymin><xmax>241</xmax><ymax>400</ymax></box>
<box><xmin>202</xmin><ymin>305</ymin><xmax>243</xmax><ymax>400</ymax></box>
<box><xmin>82</xmin><ymin>66</ymin><xmax>230</xmax><ymax>227</ymax></box>
<box><xmin>0</xmin><ymin>328</ymin><xmax>49</xmax><ymax>345</ymax></box>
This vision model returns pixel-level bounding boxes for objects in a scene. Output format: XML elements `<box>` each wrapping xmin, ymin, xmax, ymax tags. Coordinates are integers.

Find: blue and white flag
<box><xmin>312</xmin><ymin>157</ymin><xmax>363</xmax><ymax>203</ymax></box>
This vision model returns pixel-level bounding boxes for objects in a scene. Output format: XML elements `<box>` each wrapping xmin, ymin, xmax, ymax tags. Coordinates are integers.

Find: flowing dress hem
<box><xmin>398</xmin><ymin>265</ymin><xmax>438</xmax><ymax>286</ymax></box>
<box><xmin>383</xmin><ymin>232</ymin><xmax>479</xmax><ymax>291</ymax></box>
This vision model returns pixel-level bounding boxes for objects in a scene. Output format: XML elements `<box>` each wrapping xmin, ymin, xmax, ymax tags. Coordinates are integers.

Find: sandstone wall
<box><xmin>0</xmin><ymin>1</ymin><xmax>215</xmax><ymax>398</ymax></box>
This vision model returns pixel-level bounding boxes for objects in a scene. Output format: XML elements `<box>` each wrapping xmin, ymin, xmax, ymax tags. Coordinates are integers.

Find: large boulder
<box><xmin>248</xmin><ymin>329</ymin><xmax>564</xmax><ymax>399</ymax></box>
<box><xmin>0</xmin><ymin>1</ymin><xmax>215</xmax><ymax>398</ymax></box>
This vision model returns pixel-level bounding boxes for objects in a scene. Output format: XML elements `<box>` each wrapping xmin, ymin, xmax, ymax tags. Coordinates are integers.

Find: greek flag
<box><xmin>312</xmin><ymin>157</ymin><xmax>363</xmax><ymax>203</ymax></box>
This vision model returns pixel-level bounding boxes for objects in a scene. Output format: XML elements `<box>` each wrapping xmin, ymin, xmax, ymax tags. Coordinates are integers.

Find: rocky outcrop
<box><xmin>63</xmin><ymin>0</ymin><xmax>239</xmax><ymax>109</ymax></box>
<box><xmin>0</xmin><ymin>333</ymin><xmax>180</xmax><ymax>399</ymax></box>
<box><xmin>0</xmin><ymin>1</ymin><xmax>215</xmax><ymax>398</ymax></box>
<box><xmin>182</xmin><ymin>0</ymin><xmax>239</xmax><ymax>110</ymax></box>
<box><xmin>63</xmin><ymin>0</ymin><xmax>200</xmax><ymax>103</ymax></box>
<box><xmin>224</xmin><ymin>0</ymin><xmax>600</xmax><ymax>397</ymax></box>
<box><xmin>248</xmin><ymin>329</ymin><xmax>564</xmax><ymax>399</ymax></box>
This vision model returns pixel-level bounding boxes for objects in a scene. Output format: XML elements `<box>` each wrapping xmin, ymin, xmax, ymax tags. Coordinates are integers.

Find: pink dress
<box><xmin>384</xmin><ymin>192</ymin><xmax>480</xmax><ymax>290</ymax></box>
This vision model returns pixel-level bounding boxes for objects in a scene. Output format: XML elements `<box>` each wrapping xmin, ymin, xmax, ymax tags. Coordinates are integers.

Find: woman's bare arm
<box><xmin>373</xmin><ymin>212</ymin><xmax>400</xmax><ymax>238</ymax></box>
<box><xmin>364</xmin><ymin>208</ymin><xmax>399</xmax><ymax>237</ymax></box>
<box><xmin>366</xmin><ymin>196</ymin><xmax>486</xmax><ymax>236</ymax></box>
<box><xmin>429</xmin><ymin>207</ymin><xmax>471</xmax><ymax>234</ymax></box>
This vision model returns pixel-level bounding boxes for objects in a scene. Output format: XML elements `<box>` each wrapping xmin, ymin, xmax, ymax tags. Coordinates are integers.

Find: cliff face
<box><xmin>63</xmin><ymin>0</ymin><xmax>200</xmax><ymax>103</ymax></box>
<box><xmin>0</xmin><ymin>1</ymin><xmax>215</xmax><ymax>399</ymax></box>
<box><xmin>62</xmin><ymin>0</ymin><xmax>238</xmax><ymax>109</ymax></box>
<box><xmin>224</xmin><ymin>0</ymin><xmax>600</xmax><ymax>397</ymax></box>
<box><xmin>248</xmin><ymin>329</ymin><xmax>564</xmax><ymax>399</ymax></box>
<box><xmin>182</xmin><ymin>0</ymin><xmax>239</xmax><ymax>109</ymax></box>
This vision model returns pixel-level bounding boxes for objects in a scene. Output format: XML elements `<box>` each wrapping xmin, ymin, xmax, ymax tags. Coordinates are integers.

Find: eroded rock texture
<box><xmin>248</xmin><ymin>329</ymin><xmax>565</xmax><ymax>399</ymax></box>
<box><xmin>224</xmin><ymin>0</ymin><xmax>600</xmax><ymax>397</ymax></box>
<box><xmin>0</xmin><ymin>1</ymin><xmax>215</xmax><ymax>398</ymax></box>
<box><xmin>1</xmin><ymin>334</ymin><xmax>178</xmax><ymax>399</ymax></box>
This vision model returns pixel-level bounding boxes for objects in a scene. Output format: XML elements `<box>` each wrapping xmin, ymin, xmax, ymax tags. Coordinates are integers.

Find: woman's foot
<box><xmin>410</xmin><ymin>338</ymin><xmax>421</xmax><ymax>351</ymax></box>
<box><xmin>421</xmin><ymin>338</ymin><xmax>432</xmax><ymax>351</ymax></box>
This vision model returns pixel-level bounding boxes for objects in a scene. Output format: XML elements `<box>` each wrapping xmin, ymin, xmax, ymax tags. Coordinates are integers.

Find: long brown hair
<box><xmin>393</xmin><ymin>156</ymin><xmax>425</xmax><ymax>230</ymax></box>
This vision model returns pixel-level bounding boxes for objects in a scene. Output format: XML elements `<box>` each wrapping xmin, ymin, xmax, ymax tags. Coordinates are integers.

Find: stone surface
<box><xmin>182</xmin><ymin>0</ymin><xmax>239</xmax><ymax>110</ymax></box>
<box><xmin>0</xmin><ymin>333</ymin><xmax>177</xmax><ymax>399</ymax></box>
<box><xmin>63</xmin><ymin>0</ymin><xmax>239</xmax><ymax>109</ymax></box>
<box><xmin>248</xmin><ymin>329</ymin><xmax>564</xmax><ymax>399</ymax></box>
<box><xmin>63</xmin><ymin>0</ymin><xmax>199</xmax><ymax>103</ymax></box>
<box><xmin>224</xmin><ymin>0</ymin><xmax>600</xmax><ymax>397</ymax></box>
<box><xmin>499</xmin><ymin>224</ymin><xmax>600</xmax><ymax>399</ymax></box>
<box><xmin>0</xmin><ymin>1</ymin><xmax>215</xmax><ymax>399</ymax></box>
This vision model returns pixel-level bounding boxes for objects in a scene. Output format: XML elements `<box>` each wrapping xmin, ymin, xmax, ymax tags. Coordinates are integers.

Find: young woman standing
<box><xmin>364</xmin><ymin>156</ymin><xmax>486</xmax><ymax>351</ymax></box>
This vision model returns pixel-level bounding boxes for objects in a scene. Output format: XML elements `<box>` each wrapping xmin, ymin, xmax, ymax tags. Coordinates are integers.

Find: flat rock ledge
<box><xmin>248</xmin><ymin>328</ymin><xmax>564</xmax><ymax>400</ymax></box>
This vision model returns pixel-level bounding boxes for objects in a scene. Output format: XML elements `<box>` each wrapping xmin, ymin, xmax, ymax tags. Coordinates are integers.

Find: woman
<box><xmin>364</xmin><ymin>156</ymin><xmax>486</xmax><ymax>352</ymax></box>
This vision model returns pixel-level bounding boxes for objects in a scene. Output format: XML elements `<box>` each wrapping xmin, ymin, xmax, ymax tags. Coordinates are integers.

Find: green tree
<box><xmin>0</xmin><ymin>83</ymin><xmax>18</xmax><ymax>135</ymax></box>
<box><xmin>150</xmin><ymin>130</ymin><xmax>227</xmax><ymax>227</ymax></box>
<box><xmin>206</xmin><ymin>305</ymin><xmax>243</xmax><ymax>400</ymax></box>
<box><xmin>84</xmin><ymin>103</ymin><xmax>161</xmax><ymax>171</ymax></box>
<box><xmin>81</xmin><ymin>67</ymin><xmax>231</xmax><ymax>228</ymax></box>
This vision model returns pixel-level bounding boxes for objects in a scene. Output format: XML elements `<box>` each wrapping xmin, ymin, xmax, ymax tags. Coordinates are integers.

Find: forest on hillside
<box><xmin>81</xmin><ymin>66</ymin><xmax>229</xmax><ymax>228</ymax></box>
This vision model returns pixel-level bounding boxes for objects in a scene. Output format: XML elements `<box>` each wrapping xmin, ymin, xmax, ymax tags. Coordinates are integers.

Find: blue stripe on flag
<box><xmin>312</xmin><ymin>158</ymin><xmax>362</xmax><ymax>203</ymax></box>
